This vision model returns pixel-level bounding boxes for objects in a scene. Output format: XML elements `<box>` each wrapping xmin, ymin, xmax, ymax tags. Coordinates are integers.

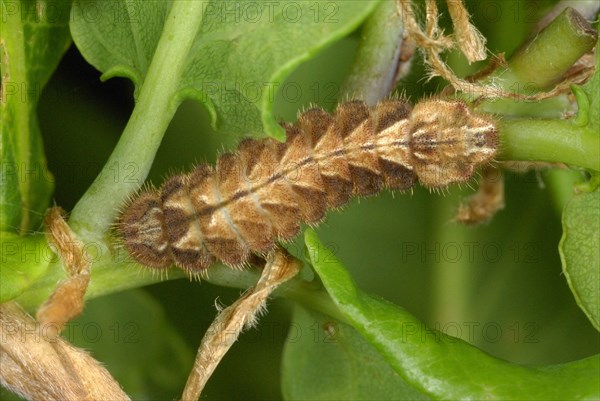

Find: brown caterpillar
<box><xmin>117</xmin><ymin>99</ymin><xmax>498</xmax><ymax>273</ymax></box>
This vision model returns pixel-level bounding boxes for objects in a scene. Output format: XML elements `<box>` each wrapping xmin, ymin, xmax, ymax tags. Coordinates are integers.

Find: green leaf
<box><xmin>304</xmin><ymin>229</ymin><xmax>600</xmax><ymax>400</ymax></box>
<box><xmin>282</xmin><ymin>306</ymin><xmax>429</xmax><ymax>400</ymax></box>
<box><xmin>0</xmin><ymin>232</ymin><xmax>51</xmax><ymax>303</ymax></box>
<box><xmin>65</xmin><ymin>289</ymin><xmax>194</xmax><ymax>399</ymax></box>
<box><xmin>0</xmin><ymin>0</ymin><xmax>71</xmax><ymax>233</ymax></box>
<box><xmin>558</xmin><ymin>43</ymin><xmax>599</xmax><ymax>332</ymax></box>
<box><xmin>70</xmin><ymin>0</ymin><xmax>379</xmax><ymax>140</ymax></box>
<box><xmin>559</xmin><ymin>185</ymin><xmax>600</xmax><ymax>331</ymax></box>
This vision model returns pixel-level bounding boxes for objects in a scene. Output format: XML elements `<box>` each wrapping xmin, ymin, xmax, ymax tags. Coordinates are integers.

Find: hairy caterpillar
<box><xmin>117</xmin><ymin>99</ymin><xmax>498</xmax><ymax>273</ymax></box>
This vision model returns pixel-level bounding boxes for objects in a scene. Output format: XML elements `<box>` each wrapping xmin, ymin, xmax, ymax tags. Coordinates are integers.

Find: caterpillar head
<box><xmin>117</xmin><ymin>191</ymin><xmax>171</xmax><ymax>269</ymax></box>
<box><xmin>408</xmin><ymin>99</ymin><xmax>498</xmax><ymax>188</ymax></box>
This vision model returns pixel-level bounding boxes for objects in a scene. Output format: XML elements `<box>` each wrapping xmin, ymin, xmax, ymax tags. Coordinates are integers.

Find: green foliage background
<box><xmin>1</xmin><ymin>0</ymin><xmax>598</xmax><ymax>399</ymax></box>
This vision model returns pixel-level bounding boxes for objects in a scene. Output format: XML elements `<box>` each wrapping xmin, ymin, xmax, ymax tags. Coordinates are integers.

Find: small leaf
<box><xmin>65</xmin><ymin>289</ymin><xmax>194</xmax><ymax>399</ymax></box>
<box><xmin>571</xmin><ymin>84</ymin><xmax>590</xmax><ymax>127</ymax></box>
<box><xmin>559</xmin><ymin>185</ymin><xmax>600</xmax><ymax>331</ymax></box>
<box><xmin>282</xmin><ymin>306</ymin><xmax>429</xmax><ymax>400</ymax></box>
<box><xmin>0</xmin><ymin>0</ymin><xmax>71</xmax><ymax>233</ymax></box>
<box><xmin>70</xmin><ymin>0</ymin><xmax>380</xmax><ymax>140</ymax></box>
<box><xmin>0</xmin><ymin>232</ymin><xmax>51</xmax><ymax>302</ymax></box>
<box><xmin>304</xmin><ymin>229</ymin><xmax>600</xmax><ymax>400</ymax></box>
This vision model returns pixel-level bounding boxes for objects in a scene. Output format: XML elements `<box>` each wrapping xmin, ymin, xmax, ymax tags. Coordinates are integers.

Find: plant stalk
<box><xmin>498</xmin><ymin>118</ymin><xmax>600</xmax><ymax>171</ymax></box>
<box><xmin>340</xmin><ymin>0</ymin><xmax>406</xmax><ymax>104</ymax></box>
<box><xmin>496</xmin><ymin>7</ymin><xmax>597</xmax><ymax>90</ymax></box>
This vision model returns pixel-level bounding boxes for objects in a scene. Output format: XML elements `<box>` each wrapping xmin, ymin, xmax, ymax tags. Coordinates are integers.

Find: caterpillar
<box><xmin>117</xmin><ymin>98</ymin><xmax>498</xmax><ymax>273</ymax></box>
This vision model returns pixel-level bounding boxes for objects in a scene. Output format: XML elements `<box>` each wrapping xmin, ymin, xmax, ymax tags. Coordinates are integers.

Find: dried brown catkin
<box><xmin>117</xmin><ymin>98</ymin><xmax>497</xmax><ymax>273</ymax></box>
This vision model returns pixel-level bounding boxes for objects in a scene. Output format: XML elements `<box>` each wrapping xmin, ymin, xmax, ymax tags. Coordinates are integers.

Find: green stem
<box><xmin>498</xmin><ymin>119</ymin><xmax>600</xmax><ymax>171</ymax></box>
<box><xmin>16</xmin><ymin>251</ymin><xmax>349</xmax><ymax>325</ymax></box>
<box><xmin>16</xmin><ymin>246</ymin><xmax>186</xmax><ymax>311</ymax></box>
<box><xmin>68</xmin><ymin>1</ymin><xmax>206</xmax><ymax>243</ymax></box>
<box><xmin>475</xmin><ymin>8</ymin><xmax>597</xmax><ymax>119</ymax></box>
<box><xmin>340</xmin><ymin>0</ymin><xmax>404</xmax><ymax>104</ymax></box>
<box><xmin>494</xmin><ymin>7</ymin><xmax>597</xmax><ymax>90</ymax></box>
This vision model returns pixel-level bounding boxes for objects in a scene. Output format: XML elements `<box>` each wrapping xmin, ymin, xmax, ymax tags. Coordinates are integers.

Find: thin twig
<box><xmin>36</xmin><ymin>207</ymin><xmax>91</xmax><ymax>338</ymax></box>
<box><xmin>181</xmin><ymin>247</ymin><xmax>302</xmax><ymax>400</ymax></box>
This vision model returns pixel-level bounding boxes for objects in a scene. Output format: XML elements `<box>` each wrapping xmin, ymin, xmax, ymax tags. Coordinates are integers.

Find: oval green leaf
<box><xmin>304</xmin><ymin>229</ymin><xmax>600</xmax><ymax>400</ymax></box>
<box><xmin>559</xmin><ymin>185</ymin><xmax>600</xmax><ymax>331</ymax></box>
